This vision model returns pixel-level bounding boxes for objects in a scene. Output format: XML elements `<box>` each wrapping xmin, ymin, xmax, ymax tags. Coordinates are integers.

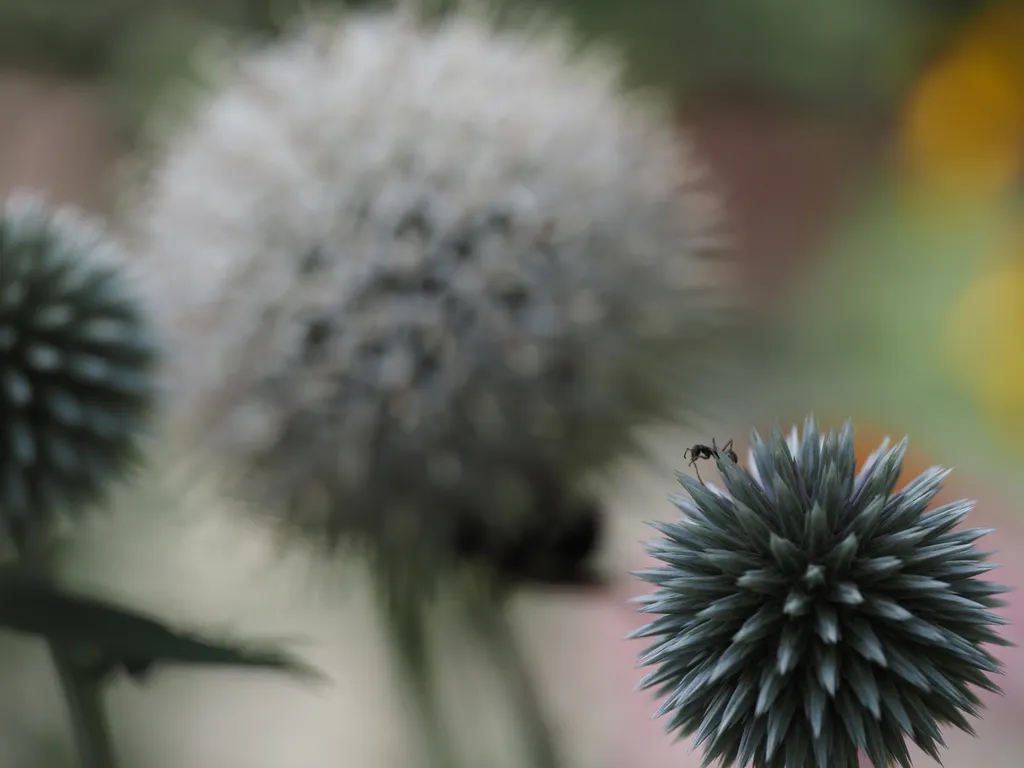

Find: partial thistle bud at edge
<box><xmin>0</xmin><ymin>193</ymin><xmax>158</xmax><ymax>544</ymax></box>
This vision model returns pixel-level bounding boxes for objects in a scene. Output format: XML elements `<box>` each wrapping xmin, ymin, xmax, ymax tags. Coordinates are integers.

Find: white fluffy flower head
<box><xmin>131</xmin><ymin>5</ymin><xmax>732</xmax><ymax>559</ymax></box>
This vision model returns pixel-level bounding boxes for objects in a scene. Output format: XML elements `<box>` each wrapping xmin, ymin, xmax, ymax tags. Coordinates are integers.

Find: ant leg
<box><xmin>693</xmin><ymin>464</ymin><xmax>704</xmax><ymax>484</ymax></box>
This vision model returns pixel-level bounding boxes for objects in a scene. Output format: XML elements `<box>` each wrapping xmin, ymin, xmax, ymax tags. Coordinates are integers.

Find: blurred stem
<box><xmin>49</xmin><ymin>646</ymin><xmax>119</xmax><ymax>768</ymax></box>
<box><xmin>375</xmin><ymin>564</ymin><xmax>461</xmax><ymax>768</ymax></box>
<box><xmin>465</xmin><ymin>583</ymin><xmax>562</xmax><ymax>768</ymax></box>
<box><xmin>12</xmin><ymin>531</ymin><xmax>119</xmax><ymax>768</ymax></box>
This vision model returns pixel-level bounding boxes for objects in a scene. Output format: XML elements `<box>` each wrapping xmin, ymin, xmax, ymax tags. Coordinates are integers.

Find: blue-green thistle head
<box><xmin>631</xmin><ymin>416</ymin><xmax>1012</xmax><ymax>768</ymax></box>
<box><xmin>0</xmin><ymin>193</ymin><xmax>158</xmax><ymax>544</ymax></box>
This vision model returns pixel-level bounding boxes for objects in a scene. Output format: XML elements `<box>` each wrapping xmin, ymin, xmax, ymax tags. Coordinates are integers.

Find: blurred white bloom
<box><xmin>128</xmin><ymin>5</ymin><xmax>732</xmax><ymax>567</ymax></box>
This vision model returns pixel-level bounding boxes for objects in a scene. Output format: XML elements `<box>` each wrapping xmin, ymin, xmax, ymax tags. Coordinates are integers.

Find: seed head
<box><xmin>129</xmin><ymin>7</ymin><xmax>730</xmax><ymax>570</ymax></box>
<box><xmin>632</xmin><ymin>416</ymin><xmax>1012</xmax><ymax>768</ymax></box>
<box><xmin>0</xmin><ymin>193</ymin><xmax>158</xmax><ymax>543</ymax></box>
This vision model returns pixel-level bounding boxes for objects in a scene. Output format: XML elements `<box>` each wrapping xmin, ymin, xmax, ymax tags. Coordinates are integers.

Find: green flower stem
<box><xmin>13</xmin><ymin>530</ymin><xmax>120</xmax><ymax>768</ymax></box>
<box><xmin>49</xmin><ymin>644</ymin><xmax>119</xmax><ymax>768</ymax></box>
<box><xmin>465</xmin><ymin>586</ymin><xmax>562</xmax><ymax>768</ymax></box>
<box><xmin>375</xmin><ymin>566</ymin><xmax>461</xmax><ymax>768</ymax></box>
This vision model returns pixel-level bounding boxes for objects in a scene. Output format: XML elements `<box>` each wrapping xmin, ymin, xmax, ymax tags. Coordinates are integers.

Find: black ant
<box><xmin>684</xmin><ymin>438</ymin><xmax>738</xmax><ymax>484</ymax></box>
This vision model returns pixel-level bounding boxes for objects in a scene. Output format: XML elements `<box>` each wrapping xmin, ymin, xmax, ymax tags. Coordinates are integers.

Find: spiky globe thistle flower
<box><xmin>0</xmin><ymin>193</ymin><xmax>158</xmax><ymax>544</ymax></box>
<box><xmin>127</xmin><ymin>5</ymin><xmax>731</xmax><ymax>580</ymax></box>
<box><xmin>631</xmin><ymin>417</ymin><xmax>1011</xmax><ymax>768</ymax></box>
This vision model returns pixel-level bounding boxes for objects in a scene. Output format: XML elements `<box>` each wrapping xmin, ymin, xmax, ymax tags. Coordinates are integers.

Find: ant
<box><xmin>684</xmin><ymin>438</ymin><xmax>738</xmax><ymax>484</ymax></box>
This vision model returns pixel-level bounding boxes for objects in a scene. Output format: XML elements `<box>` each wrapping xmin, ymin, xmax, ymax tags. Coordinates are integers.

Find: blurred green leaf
<box><xmin>0</xmin><ymin>565</ymin><xmax>322</xmax><ymax>682</ymax></box>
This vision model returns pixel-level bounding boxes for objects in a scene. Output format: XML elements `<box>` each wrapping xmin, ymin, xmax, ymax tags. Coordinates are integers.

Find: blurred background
<box><xmin>2</xmin><ymin>0</ymin><xmax>1023</xmax><ymax>766</ymax></box>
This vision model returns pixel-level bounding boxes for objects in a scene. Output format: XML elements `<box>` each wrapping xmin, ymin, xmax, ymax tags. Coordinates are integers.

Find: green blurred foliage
<box><xmin>545</xmin><ymin>0</ymin><xmax>968</xmax><ymax>110</ymax></box>
<box><xmin>0</xmin><ymin>0</ymin><xmax>136</xmax><ymax>76</ymax></box>
<box><xmin>0</xmin><ymin>0</ymin><xmax>1003</xmax><ymax>141</ymax></box>
<box><xmin>752</xmin><ymin>181</ymin><xmax>1024</xmax><ymax>500</ymax></box>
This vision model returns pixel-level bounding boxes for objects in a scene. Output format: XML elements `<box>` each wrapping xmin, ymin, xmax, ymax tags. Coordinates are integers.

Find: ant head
<box><xmin>726</xmin><ymin>449</ymin><xmax>738</xmax><ymax>463</ymax></box>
